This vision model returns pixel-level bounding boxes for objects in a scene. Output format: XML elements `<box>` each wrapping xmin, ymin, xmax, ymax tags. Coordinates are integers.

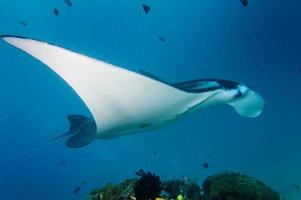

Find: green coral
<box><xmin>182</xmin><ymin>179</ymin><xmax>201</xmax><ymax>200</ymax></box>
<box><xmin>164</xmin><ymin>180</ymin><xmax>183</xmax><ymax>199</ymax></box>
<box><xmin>163</xmin><ymin>178</ymin><xmax>201</xmax><ymax>200</ymax></box>
<box><xmin>202</xmin><ymin>171</ymin><xmax>280</xmax><ymax>200</ymax></box>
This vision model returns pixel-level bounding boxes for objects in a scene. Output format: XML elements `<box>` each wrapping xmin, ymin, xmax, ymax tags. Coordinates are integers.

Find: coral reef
<box><xmin>202</xmin><ymin>171</ymin><xmax>280</xmax><ymax>200</ymax></box>
<box><xmin>87</xmin><ymin>171</ymin><xmax>280</xmax><ymax>200</ymax></box>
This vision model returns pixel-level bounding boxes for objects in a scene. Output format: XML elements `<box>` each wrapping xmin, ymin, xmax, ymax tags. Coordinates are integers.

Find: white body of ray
<box><xmin>3</xmin><ymin>37</ymin><xmax>225</xmax><ymax>138</ymax></box>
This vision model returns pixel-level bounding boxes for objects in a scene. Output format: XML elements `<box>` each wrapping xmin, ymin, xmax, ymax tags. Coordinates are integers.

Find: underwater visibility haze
<box><xmin>0</xmin><ymin>0</ymin><xmax>300</xmax><ymax>199</ymax></box>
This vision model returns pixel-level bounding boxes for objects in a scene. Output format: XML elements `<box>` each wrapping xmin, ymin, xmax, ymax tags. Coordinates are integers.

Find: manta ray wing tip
<box><xmin>1</xmin><ymin>35</ymin><xmax>29</xmax><ymax>44</ymax></box>
<box><xmin>1</xmin><ymin>35</ymin><xmax>16</xmax><ymax>44</ymax></box>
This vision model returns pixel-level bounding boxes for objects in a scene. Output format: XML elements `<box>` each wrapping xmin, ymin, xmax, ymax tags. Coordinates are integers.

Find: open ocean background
<box><xmin>0</xmin><ymin>0</ymin><xmax>300</xmax><ymax>199</ymax></box>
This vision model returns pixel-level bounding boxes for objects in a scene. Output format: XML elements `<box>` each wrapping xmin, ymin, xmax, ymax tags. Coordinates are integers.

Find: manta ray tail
<box><xmin>0</xmin><ymin>115</ymin><xmax>96</xmax><ymax>168</ymax></box>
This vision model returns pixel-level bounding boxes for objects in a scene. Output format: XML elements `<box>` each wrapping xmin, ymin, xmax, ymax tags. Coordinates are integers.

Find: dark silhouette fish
<box><xmin>18</xmin><ymin>21</ymin><xmax>28</xmax><ymax>27</ymax></box>
<box><xmin>53</xmin><ymin>8</ymin><xmax>60</xmax><ymax>16</ymax></box>
<box><xmin>64</xmin><ymin>0</ymin><xmax>72</xmax><ymax>7</ymax></box>
<box><xmin>142</xmin><ymin>4</ymin><xmax>151</xmax><ymax>14</ymax></box>
<box><xmin>73</xmin><ymin>186</ymin><xmax>81</xmax><ymax>194</ymax></box>
<box><xmin>203</xmin><ymin>162</ymin><xmax>209</xmax><ymax>169</ymax></box>
<box><xmin>58</xmin><ymin>159</ymin><xmax>66</xmax><ymax>166</ymax></box>
<box><xmin>158</xmin><ymin>35</ymin><xmax>166</xmax><ymax>42</ymax></box>
<box><xmin>240</xmin><ymin>0</ymin><xmax>248</xmax><ymax>7</ymax></box>
<box><xmin>292</xmin><ymin>182</ymin><xmax>300</xmax><ymax>190</ymax></box>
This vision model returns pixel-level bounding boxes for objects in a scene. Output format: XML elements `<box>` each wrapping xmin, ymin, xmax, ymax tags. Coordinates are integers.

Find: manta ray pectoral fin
<box><xmin>1</xmin><ymin>35</ymin><xmax>193</xmax><ymax>136</ymax></box>
<box><xmin>227</xmin><ymin>89</ymin><xmax>264</xmax><ymax>118</ymax></box>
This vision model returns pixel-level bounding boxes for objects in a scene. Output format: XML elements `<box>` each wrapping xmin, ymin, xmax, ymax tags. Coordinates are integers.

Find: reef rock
<box><xmin>202</xmin><ymin>171</ymin><xmax>280</xmax><ymax>200</ymax></box>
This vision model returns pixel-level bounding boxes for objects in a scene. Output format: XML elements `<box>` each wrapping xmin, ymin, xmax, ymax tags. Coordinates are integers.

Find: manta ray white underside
<box><xmin>1</xmin><ymin>35</ymin><xmax>264</xmax><ymax>143</ymax></box>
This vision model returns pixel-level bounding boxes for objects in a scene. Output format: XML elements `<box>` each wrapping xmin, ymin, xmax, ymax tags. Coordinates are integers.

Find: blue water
<box><xmin>0</xmin><ymin>0</ymin><xmax>300</xmax><ymax>199</ymax></box>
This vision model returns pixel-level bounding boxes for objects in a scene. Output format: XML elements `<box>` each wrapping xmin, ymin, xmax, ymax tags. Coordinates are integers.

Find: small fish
<box><xmin>158</xmin><ymin>35</ymin><xmax>166</xmax><ymax>42</ymax></box>
<box><xmin>64</xmin><ymin>0</ymin><xmax>73</xmax><ymax>7</ymax></box>
<box><xmin>73</xmin><ymin>186</ymin><xmax>81</xmax><ymax>194</ymax></box>
<box><xmin>142</xmin><ymin>4</ymin><xmax>151</xmax><ymax>14</ymax></box>
<box><xmin>18</xmin><ymin>21</ymin><xmax>28</xmax><ymax>27</ymax></box>
<box><xmin>239</xmin><ymin>0</ymin><xmax>248</xmax><ymax>7</ymax></box>
<box><xmin>203</xmin><ymin>162</ymin><xmax>209</xmax><ymax>169</ymax></box>
<box><xmin>153</xmin><ymin>151</ymin><xmax>157</xmax><ymax>155</ymax></box>
<box><xmin>53</xmin><ymin>8</ymin><xmax>60</xmax><ymax>16</ymax></box>
<box><xmin>58</xmin><ymin>159</ymin><xmax>66</xmax><ymax>166</ymax></box>
<box><xmin>292</xmin><ymin>182</ymin><xmax>300</xmax><ymax>190</ymax></box>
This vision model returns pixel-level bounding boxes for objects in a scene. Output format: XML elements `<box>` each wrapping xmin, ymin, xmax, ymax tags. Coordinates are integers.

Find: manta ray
<box><xmin>1</xmin><ymin>35</ymin><xmax>264</xmax><ymax>148</ymax></box>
